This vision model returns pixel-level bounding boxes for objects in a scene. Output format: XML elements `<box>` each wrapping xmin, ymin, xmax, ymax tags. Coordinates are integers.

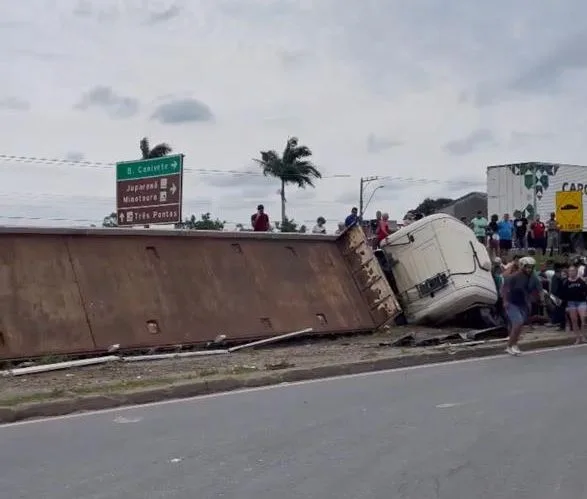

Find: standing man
<box><xmin>497</xmin><ymin>213</ymin><xmax>514</xmax><ymax>258</ymax></box>
<box><xmin>470</xmin><ymin>210</ymin><xmax>488</xmax><ymax>244</ymax></box>
<box><xmin>546</xmin><ymin>212</ymin><xmax>560</xmax><ymax>256</ymax></box>
<box><xmin>513</xmin><ymin>210</ymin><xmax>528</xmax><ymax>250</ymax></box>
<box><xmin>549</xmin><ymin>262</ymin><xmax>566</xmax><ymax>331</ymax></box>
<box><xmin>251</xmin><ymin>204</ymin><xmax>270</xmax><ymax>231</ymax></box>
<box><xmin>345</xmin><ymin>207</ymin><xmax>359</xmax><ymax>228</ymax></box>
<box><xmin>502</xmin><ymin>256</ymin><xmax>543</xmax><ymax>356</ymax></box>
<box><xmin>530</xmin><ymin>214</ymin><xmax>547</xmax><ymax>255</ymax></box>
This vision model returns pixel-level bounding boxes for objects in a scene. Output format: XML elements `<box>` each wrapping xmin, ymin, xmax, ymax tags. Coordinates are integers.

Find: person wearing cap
<box><xmin>251</xmin><ymin>204</ymin><xmax>270</xmax><ymax>231</ymax></box>
<box><xmin>502</xmin><ymin>256</ymin><xmax>543</xmax><ymax>355</ymax></box>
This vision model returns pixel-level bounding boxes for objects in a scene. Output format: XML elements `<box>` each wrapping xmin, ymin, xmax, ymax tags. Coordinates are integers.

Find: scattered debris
<box><xmin>0</xmin><ymin>328</ymin><xmax>314</xmax><ymax>377</ymax></box>
<box><xmin>227</xmin><ymin>327</ymin><xmax>313</xmax><ymax>352</ymax></box>
<box><xmin>1</xmin><ymin>355</ymin><xmax>120</xmax><ymax>377</ymax></box>
<box><xmin>123</xmin><ymin>349</ymin><xmax>229</xmax><ymax>363</ymax></box>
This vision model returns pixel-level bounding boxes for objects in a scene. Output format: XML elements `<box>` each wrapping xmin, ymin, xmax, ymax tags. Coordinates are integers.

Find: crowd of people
<box><xmin>492</xmin><ymin>250</ymin><xmax>587</xmax><ymax>356</ymax></box>
<box><xmin>253</xmin><ymin>202</ymin><xmax>587</xmax><ymax>358</ymax></box>
<box><xmin>462</xmin><ymin>210</ymin><xmax>561</xmax><ymax>258</ymax></box>
<box><xmin>249</xmin><ymin>204</ymin><xmax>410</xmax><ymax>240</ymax></box>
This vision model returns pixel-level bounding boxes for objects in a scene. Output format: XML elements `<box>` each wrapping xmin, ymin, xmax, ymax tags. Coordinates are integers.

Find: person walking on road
<box><xmin>502</xmin><ymin>256</ymin><xmax>543</xmax><ymax>356</ymax></box>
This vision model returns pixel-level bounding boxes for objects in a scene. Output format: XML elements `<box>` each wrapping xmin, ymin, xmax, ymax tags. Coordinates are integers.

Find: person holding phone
<box><xmin>251</xmin><ymin>204</ymin><xmax>270</xmax><ymax>231</ymax></box>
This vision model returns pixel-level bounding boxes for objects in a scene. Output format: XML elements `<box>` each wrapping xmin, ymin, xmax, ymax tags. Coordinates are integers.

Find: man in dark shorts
<box><xmin>497</xmin><ymin>213</ymin><xmax>514</xmax><ymax>256</ymax></box>
<box><xmin>502</xmin><ymin>256</ymin><xmax>543</xmax><ymax>356</ymax></box>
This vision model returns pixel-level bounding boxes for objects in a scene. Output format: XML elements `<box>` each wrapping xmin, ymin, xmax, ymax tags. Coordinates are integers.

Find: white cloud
<box><xmin>1</xmin><ymin>1</ymin><xmax>586</xmax><ymax>229</ymax></box>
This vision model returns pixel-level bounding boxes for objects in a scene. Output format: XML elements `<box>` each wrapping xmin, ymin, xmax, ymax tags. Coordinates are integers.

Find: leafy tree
<box><xmin>102</xmin><ymin>212</ymin><xmax>118</xmax><ymax>227</ymax></box>
<box><xmin>254</xmin><ymin>137</ymin><xmax>321</xmax><ymax>227</ymax></box>
<box><xmin>274</xmin><ymin>217</ymin><xmax>307</xmax><ymax>233</ymax></box>
<box><xmin>406</xmin><ymin>197</ymin><xmax>454</xmax><ymax>218</ymax></box>
<box><xmin>139</xmin><ymin>137</ymin><xmax>172</xmax><ymax>159</ymax></box>
<box><xmin>175</xmin><ymin>213</ymin><xmax>225</xmax><ymax>230</ymax></box>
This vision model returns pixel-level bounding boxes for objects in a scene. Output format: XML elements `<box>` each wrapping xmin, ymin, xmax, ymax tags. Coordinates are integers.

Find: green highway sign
<box><xmin>116</xmin><ymin>153</ymin><xmax>184</xmax><ymax>226</ymax></box>
<box><xmin>116</xmin><ymin>154</ymin><xmax>184</xmax><ymax>181</ymax></box>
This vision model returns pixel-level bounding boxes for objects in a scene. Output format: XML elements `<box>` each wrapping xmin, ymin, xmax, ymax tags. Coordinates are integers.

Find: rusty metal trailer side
<box><xmin>0</xmin><ymin>225</ymin><xmax>401</xmax><ymax>361</ymax></box>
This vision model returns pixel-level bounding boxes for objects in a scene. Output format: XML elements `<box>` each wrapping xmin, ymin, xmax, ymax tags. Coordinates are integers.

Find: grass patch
<box><xmin>0</xmin><ymin>375</ymin><xmax>188</xmax><ymax>408</ymax></box>
<box><xmin>264</xmin><ymin>360</ymin><xmax>295</xmax><ymax>370</ymax></box>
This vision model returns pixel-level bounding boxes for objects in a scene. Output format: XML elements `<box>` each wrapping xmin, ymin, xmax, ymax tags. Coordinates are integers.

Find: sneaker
<box><xmin>512</xmin><ymin>345</ymin><xmax>522</xmax><ymax>355</ymax></box>
<box><xmin>506</xmin><ymin>346</ymin><xmax>516</xmax><ymax>356</ymax></box>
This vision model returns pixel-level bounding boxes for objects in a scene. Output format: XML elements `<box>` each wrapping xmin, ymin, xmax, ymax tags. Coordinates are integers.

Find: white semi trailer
<box><xmin>487</xmin><ymin>162</ymin><xmax>587</xmax><ymax>227</ymax></box>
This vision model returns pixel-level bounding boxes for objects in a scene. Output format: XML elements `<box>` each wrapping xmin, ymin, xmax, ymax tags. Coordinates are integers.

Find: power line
<box><xmin>0</xmin><ymin>154</ymin><xmax>350</xmax><ymax>179</ymax></box>
<box><xmin>0</xmin><ymin>153</ymin><xmax>484</xmax><ymax>186</ymax></box>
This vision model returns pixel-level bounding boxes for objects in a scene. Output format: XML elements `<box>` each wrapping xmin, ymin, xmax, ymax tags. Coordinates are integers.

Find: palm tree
<box><xmin>254</xmin><ymin>137</ymin><xmax>321</xmax><ymax>227</ymax></box>
<box><xmin>139</xmin><ymin>137</ymin><xmax>172</xmax><ymax>159</ymax></box>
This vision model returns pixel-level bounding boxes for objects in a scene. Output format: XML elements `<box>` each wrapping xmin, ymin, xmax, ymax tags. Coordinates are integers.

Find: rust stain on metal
<box><xmin>0</xmin><ymin>227</ymin><xmax>403</xmax><ymax>360</ymax></box>
<box><xmin>0</xmin><ymin>235</ymin><xmax>95</xmax><ymax>360</ymax></box>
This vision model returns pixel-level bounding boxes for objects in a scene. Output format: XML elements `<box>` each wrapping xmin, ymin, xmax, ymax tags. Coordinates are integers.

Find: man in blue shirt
<box><xmin>345</xmin><ymin>207</ymin><xmax>359</xmax><ymax>227</ymax></box>
<box><xmin>497</xmin><ymin>213</ymin><xmax>514</xmax><ymax>257</ymax></box>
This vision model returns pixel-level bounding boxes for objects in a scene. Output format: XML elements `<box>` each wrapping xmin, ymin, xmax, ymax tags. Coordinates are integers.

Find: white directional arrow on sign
<box><xmin>118</xmin><ymin>212</ymin><xmax>125</xmax><ymax>223</ymax></box>
<box><xmin>170</xmin><ymin>183</ymin><xmax>177</xmax><ymax>195</ymax></box>
<box><xmin>170</xmin><ymin>161</ymin><xmax>178</xmax><ymax>170</ymax></box>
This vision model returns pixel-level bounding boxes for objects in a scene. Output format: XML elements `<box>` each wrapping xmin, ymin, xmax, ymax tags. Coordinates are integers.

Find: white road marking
<box><xmin>113</xmin><ymin>416</ymin><xmax>142</xmax><ymax>424</ymax></box>
<box><xmin>1</xmin><ymin>343</ymin><xmax>584</xmax><ymax>428</ymax></box>
<box><xmin>436</xmin><ymin>402</ymin><xmax>468</xmax><ymax>409</ymax></box>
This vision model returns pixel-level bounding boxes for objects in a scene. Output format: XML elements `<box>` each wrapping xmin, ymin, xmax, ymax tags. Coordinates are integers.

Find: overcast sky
<box><xmin>2</xmin><ymin>0</ymin><xmax>586</xmax><ymax>229</ymax></box>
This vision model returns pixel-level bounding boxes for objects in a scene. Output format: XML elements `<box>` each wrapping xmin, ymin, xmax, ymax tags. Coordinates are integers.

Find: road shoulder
<box><xmin>0</xmin><ymin>329</ymin><xmax>573</xmax><ymax>424</ymax></box>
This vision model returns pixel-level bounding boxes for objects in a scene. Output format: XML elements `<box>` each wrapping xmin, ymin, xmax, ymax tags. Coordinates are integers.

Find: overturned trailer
<box><xmin>0</xmin><ymin>216</ymin><xmax>498</xmax><ymax>361</ymax></box>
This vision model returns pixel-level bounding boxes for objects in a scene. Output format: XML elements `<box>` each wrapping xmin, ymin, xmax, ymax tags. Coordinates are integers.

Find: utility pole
<box><xmin>359</xmin><ymin>176</ymin><xmax>380</xmax><ymax>218</ymax></box>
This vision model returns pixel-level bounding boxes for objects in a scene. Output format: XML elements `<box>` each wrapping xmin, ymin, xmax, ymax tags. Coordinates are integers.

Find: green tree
<box><xmin>254</xmin><ymin>137</ymin><xmax>321</xmax><ymax>228</ymax></box>
<box><xmin>406</xmin><ymin>197</ymin><xmax>454</xmax><ymax>218</ymax></box>
<box><xmin>274</xmin><ymin>217</ymin><xmax>307</xmax><ymax>233</ymax></box>
<box><xmin>102</xmin><ymin>212</ymin><xmax>118</xmax><ymax>227</ymax></box>
<box><xmin>175</xmin><ymin>213</ymin><xmax>225</xmax><ymax>230</ymax></box>
<box><xmin>139</xmin><ymin>136</ymin><xmax>172</xmax><ymax>159</ymax></box>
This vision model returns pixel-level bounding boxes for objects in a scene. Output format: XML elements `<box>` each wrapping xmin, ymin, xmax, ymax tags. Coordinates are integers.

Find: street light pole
<box><xmin>359</xmin><ymin>176</ymin><xmax>380</xmax><ymax>218</ymax></box>
<box><xmin>359</xmin><ymin>177</ymin><xmax>364</xmax><ymax>220</ymax></box>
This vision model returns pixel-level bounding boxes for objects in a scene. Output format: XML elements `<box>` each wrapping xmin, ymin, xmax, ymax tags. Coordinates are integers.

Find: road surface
<box><xmin>1</xmin><ymin>346</ymin><xmax>587</xmax><ymax>499</ymax></box>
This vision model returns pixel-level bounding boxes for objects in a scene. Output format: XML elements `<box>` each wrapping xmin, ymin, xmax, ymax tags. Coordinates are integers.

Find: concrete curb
<box><xmin>0</xmin><ymin>336</ymin><xmax>575</xmax><ymax>424</ymax></box>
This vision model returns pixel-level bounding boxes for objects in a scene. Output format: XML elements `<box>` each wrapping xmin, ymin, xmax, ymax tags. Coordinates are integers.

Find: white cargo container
<box><xmin>487</xmin><ymin>162</ymin><xmax>587</xmax><ymax>228</ymax></box>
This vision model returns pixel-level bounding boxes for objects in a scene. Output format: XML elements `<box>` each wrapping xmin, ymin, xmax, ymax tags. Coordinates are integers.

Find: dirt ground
<box><xmin>0</xmin><ymin>325</ymin><xmax>569</xmax><ymax>405</ymax></box>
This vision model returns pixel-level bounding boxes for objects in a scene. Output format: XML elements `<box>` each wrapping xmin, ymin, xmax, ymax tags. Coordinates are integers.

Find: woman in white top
<box><xmin>312</xmin><ymin>216</ymin><xmax>327</xmax><ymax>234</ymax></box>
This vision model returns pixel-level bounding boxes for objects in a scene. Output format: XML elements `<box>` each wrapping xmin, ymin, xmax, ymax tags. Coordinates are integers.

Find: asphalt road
<box><xmin>2</xmin><ymin>346</ymin><xmax>587</xmax><ymax>499</ymax></box>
